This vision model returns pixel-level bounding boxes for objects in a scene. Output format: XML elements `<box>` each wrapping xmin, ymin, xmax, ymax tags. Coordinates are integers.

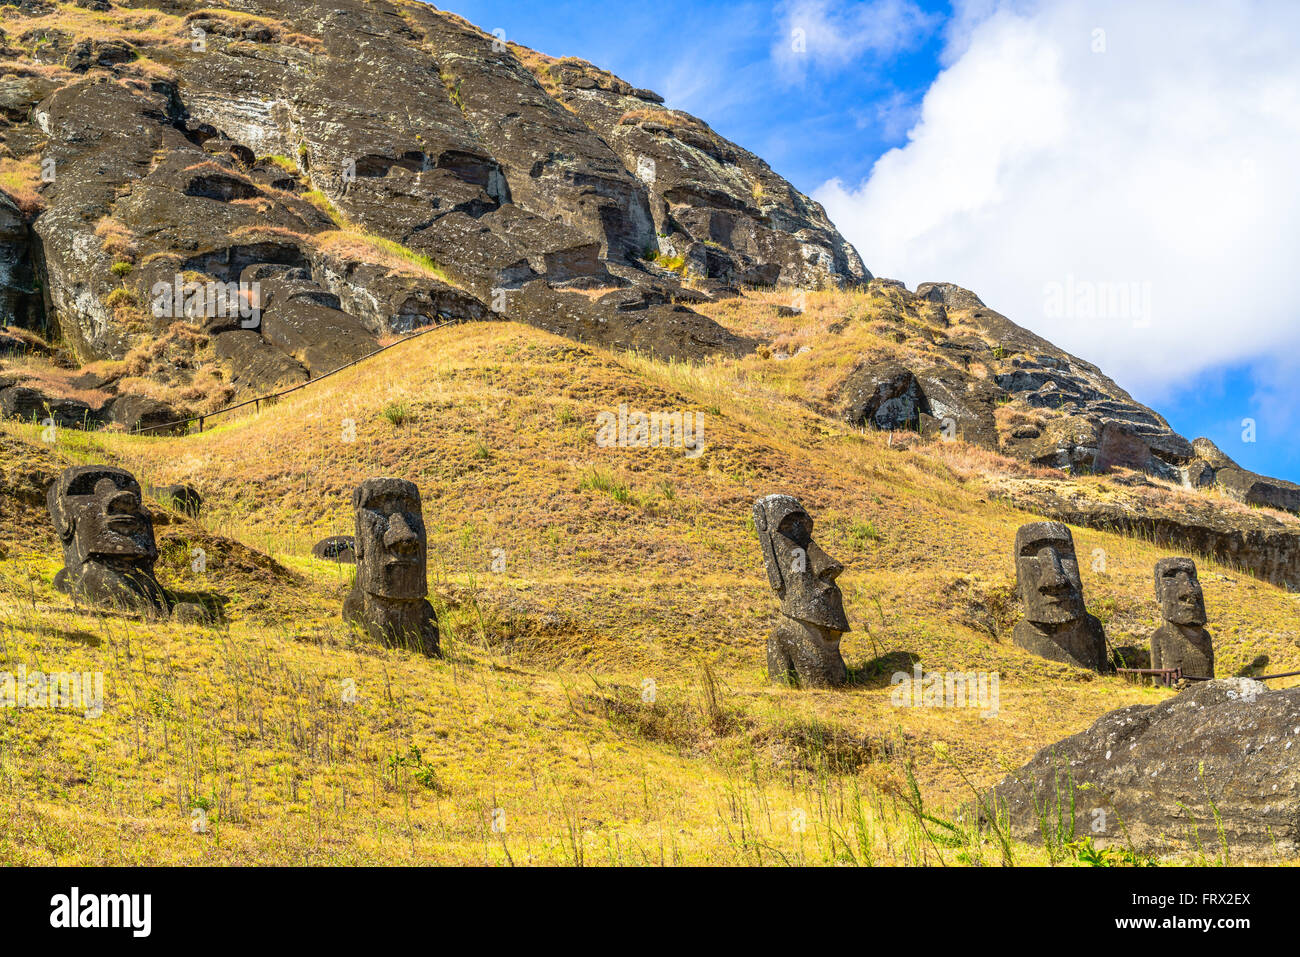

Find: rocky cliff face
<box><xmin>838</xmin><ymin>280</ymin><xmax>1197</xmax><ymax>479</ymax></box>
<box><xmin>0</xmin><ymin>0</ymin><xmax>865</xmax><ymax>409</ymax></box>
<box><xmin>0</xmin><ymin>0</ymin><xmax>1295</xmax><ymax>535</ymax></box>
<box><xmin>515</xmin><ymin>48</ymin><xmax>869</xmax><ymax>289</ymax></box>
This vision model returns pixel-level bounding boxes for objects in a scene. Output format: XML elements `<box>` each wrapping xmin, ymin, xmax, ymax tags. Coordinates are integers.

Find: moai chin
<box><xmin>1011</xmin><ymin>521</ymin><xmax>1109</xmax><ymax>672</ymax></box>
<box><xmin>342</xmin><ymin>478</ymin><xmax>440</xmax><ymax>656</ymax></box>
<box><xmin>754</xmin><ymin>494</ymin><xmax>849</xmax><ymax>688</ymax></box>
<box><xmin>1150</xmin><ymin>557</ymin><xmax>1214</xmax><ymax>678</ymax></box>
<box><xmin>47</xmin><ymin>465</ymin><xmax>169</xmax><ymax>616</ymax></box>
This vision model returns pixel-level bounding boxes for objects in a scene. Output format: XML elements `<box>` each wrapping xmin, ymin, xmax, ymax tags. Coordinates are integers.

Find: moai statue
<box><xmin>312</xmin><ymin>535</ymin><xmax>356</xmax><ymax>564</ymax></box>
<box><xmin>47</xmin><ymin>465</ymin><xmax>169</xmax><ymax>616</ymax></box>
<box><xmin>342</xmin><ymin>478</ymin><xmax>439</xmax><ymax>656</ymax></box>
<box><xmin>754</xmin><ymin>494</ymin><xmax>849</xmax><ymax>688</ymax></box>
<box><xmin>1012</xmin><ymin>521</ymin><xmax>1109</xmax><ymax>671</ymax></box>
<box><xmin>1150</xmin><ymin>557</ymin><xmax>1214</xmax><ymax>678</ymax></box>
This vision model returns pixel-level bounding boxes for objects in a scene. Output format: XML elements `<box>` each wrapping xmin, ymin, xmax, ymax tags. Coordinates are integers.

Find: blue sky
<box><xmin>439</xmin><ymin>0</ymin><xmax>1300</xmax><ymax>483</ymax></box>
<box><xmin>445</xmin><ymin>0</ymin><xmax>948</xmax><ymax>196</ymax></box>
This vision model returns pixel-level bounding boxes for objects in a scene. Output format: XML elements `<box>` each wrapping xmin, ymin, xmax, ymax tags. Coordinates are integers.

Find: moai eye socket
<box><xmin>778</xmin><ymin>513</ymin><xmax>812</xmax><ymax>547</ymax></box>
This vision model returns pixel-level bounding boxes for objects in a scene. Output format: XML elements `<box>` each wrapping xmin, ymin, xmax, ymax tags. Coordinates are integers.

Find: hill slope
<box><xmin>3</xmin><ymin>292</ymin><xmax>1299</xmax><ymax>864</ymax></box>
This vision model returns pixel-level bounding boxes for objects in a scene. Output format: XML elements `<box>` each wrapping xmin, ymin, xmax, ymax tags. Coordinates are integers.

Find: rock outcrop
<box><xmin>0</xmin><ymin>0</ymin><xmax>863</xmax><ymax>411</ymax></box>
<box><xmin>983</xmin><ymin>679</ymin><xmax>1300</xmax><ymax>859</ymax></box>
<box><xmin>519</xmin><ymin>49</ymin><xmax>868</xmax><ymax>290</ymax></box>
<box><xmin>1185</xmin><ymin>438</ymin><xmax>1300</xmax><ymax>514</ymax></box>
<box><xmin>838</xmin><ymin>280</ymin><xmax>1195</xmax><ymax>469</ymax></box>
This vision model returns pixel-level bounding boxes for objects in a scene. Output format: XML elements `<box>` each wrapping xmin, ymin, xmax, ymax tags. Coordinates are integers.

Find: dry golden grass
<box><xmin>0</xmin><ymin>324</ymin><xmax>51</xmax><ymax>353</ymax></box>
<box><xmin>313</xmin><ymin>230</ymin><xmax>454</xmax><ymax>285</ymax></box>
<box><xmin>2</xmin><ymin>2</ymin><xmax>188</xmax><ymax>57</ymax></box>
<box><xmin>0</xmin><ymin>361</ymin><xmax>111</xmax><ymax>409</ymax></box>
<box><xmin>94</xmin><ymin>216</ymin><xmax>138</xmax><ymax>262</ymax></box>
<box><xmin>0</xmin><ymin>155</ymin><xmax>45</xmax><ymax>216</ymax></box>
<box><xmin>1</xmin><ymin>312</ymin><xmax>1295</xmax><ymax>864</ymax></box>
<box><xmin>0</xmin><ymin>312</ymin><xmax>1294</xmax><ymax>858</ymax></box>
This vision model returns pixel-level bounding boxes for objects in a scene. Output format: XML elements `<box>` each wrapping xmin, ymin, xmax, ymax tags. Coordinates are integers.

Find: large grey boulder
<box><xmin>983</xmin><ymin>679</ymin><xmax>1300</xmax><ymax>860</ymax></box>
<box><xmin>841</xmin><ymin>361</ymin><xmax>927</xmax><ymax>431</ymax></box>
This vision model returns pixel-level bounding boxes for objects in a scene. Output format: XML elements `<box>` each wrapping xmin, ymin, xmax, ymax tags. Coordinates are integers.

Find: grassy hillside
<box><xmin>2</xmin><ymin>291</ymin><xmax>1298</xmax><ymax>864</ymax></box>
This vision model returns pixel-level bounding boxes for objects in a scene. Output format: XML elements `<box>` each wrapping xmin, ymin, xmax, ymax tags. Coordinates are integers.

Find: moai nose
<box><xmin>107</xmin><ymin>489</ymin><xmax>139</xmax><ymax>514</ymax></box>
<box><xmin>808</xmin><ymin>542</ymin><xmax>843</xmax><ymax>582</ymax></box>
<box><xmin>1038</xmin><ymin>548</ymin><xmax>1067</xmax><ymax>587</ymax></box>
<box><xmin>384</xmin><ymin>512</ymin><xmax>418</xmax><ymax>548</ymax></box>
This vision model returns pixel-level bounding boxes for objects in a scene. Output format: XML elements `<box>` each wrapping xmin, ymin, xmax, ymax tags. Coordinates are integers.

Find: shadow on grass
<box><xmin>848</xmin><ymin>649</ymin><xmax>920</xmax><ymax>688</ymax></box>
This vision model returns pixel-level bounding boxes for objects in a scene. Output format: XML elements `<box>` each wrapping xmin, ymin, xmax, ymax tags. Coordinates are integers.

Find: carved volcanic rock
<box><xmin>0</xmin><ymin>0</ymin><xmax>866</xmax><ymax>400</ymax></box>
<box><xmin>840</xmin><ymin>360</ymin><xmax>926</xmax><ymax>432</ymax></box>
<box><xmin>983</xmin><ymin>679</ymin><xmax>1300</xmax><ymax>859</ymax></box>
<box><xmin>1186</xmin><ymin>438</ymin><xmax>1300</xmax><ymax>514</ymax></box>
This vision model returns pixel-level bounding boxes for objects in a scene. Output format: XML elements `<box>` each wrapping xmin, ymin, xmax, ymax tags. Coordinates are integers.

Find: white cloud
<box><xmin>859</xmin><ymin>89</ymin><xmax>922</xmax><ymax>141</ymax></box>
<box><xmin>775</xmin><ymin>0</ymin><xmax>940</xmax><ymax>75</ymax></box>
<box><xmin>815</xmin><ymin>0</ymin><xmax>1300</xmax><ymax>397</ymax></box>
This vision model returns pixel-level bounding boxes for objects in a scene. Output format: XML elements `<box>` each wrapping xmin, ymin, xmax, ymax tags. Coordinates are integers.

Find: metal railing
<box><xmin>1118</xmin><ymin>666</ymin><xmax>1300</xmax><ymax>686</ymax></box>
<box><xmin>132</xmin><ymin>316</ymin><xmax>463</xmax><ymax>435</ymax></box>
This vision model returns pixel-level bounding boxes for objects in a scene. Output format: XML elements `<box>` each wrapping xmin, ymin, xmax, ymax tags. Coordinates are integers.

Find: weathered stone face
<box><xmin>1154</xmin><ymin>557</ymin><xmax>1206</xmax><ymax>626</ymax></box>
<box><xmin>1015</xmin><ymin>521</ymin><xmax>1086</xmax><ymax>626</ymax></box>
<box><xmin>754</xmin><ymin>494</ymin><xmax>849</xmax><ymax>687</ymax></box>
<box><xmin>1011</xmin><ymin>521</ymin><xmax>1109</xmax><ymax>672</ymax></box>
<box><xmin>755</xmin><ymin>494</ymin><xmax>849</xmax><ymax>632</ymax></box>
<box><xmin>46</xmin><ymin>465</ymin><xmax>167</xmax><ymax>614</ymax></box>
<box><xmin>1150</xmin><ymin>556</ymin><xmax>1214</xmax><ymax>678</ymax></box>
<box><xmin>353</xmin><ymin>478</ymin><xmax>427</xmax><ymax>601</ymax></box>
<box><xmin>343</xmin><ymin>478</ymin><xmax>439</xmax><ymax>656</ymax></box>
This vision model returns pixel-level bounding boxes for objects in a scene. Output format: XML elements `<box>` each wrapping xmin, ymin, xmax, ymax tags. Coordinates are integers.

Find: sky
<box><xmin>439</xmin><ymin>0</ymin><xmax>1300</xmax><ymax>482</ymax></box>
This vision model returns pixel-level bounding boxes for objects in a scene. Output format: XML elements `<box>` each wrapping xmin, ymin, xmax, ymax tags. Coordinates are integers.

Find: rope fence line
<box><xmin>1118</xmin><ymin>666</ymin><xmax>1300</xmax><ymax>685</ymax></box>
<box><xmin>133</xmin><ymin>316</ymin><xmax>464</xmax><ymax>435</ymax></box>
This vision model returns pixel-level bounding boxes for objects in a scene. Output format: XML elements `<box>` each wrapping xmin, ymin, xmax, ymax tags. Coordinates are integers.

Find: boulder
<box><xmin>211</xmin><ymin>330</ymin><xmax>310</xmax><ymax>394</ymax></box>
<box><xmin>914</xmin><ymin>366</ymin><xmax>1000</xmax><ymax>449</ymax></box>
<box><xmin>841</xmin><ymin>361</ymin><xmax>927</xmax><ymax>431</ymax></box>
<box><xmin>915</xmin><ymin>282</ymin><xmax>985</xmax><ymax>311</ymax></box>
<box><xmin>983</xmin><ymin>679</ymin><xmax>1300</xmax><ymax>859</ymax></box>
<box><xmin>106</xmin><ymin>395</ymin><xmax>184</xmax><ymax>435</ymax></box>
<box><xmin>154</xmin><ymin>483</ymin><xmax>202</xmax><ymax>516</ymax></box>
<box><xmin>0</xmin><ymin>385</ymin><xmax>98</xmax><ymax>428</ymax></box>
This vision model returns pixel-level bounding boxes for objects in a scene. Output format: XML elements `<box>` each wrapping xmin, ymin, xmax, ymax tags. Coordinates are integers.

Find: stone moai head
<box><xmin>1154</xmin><ymin>557</ymin><xmax>1206</xmax><ymax>626</ymax></box>
<box><xmin>352</xmin><ymin>477</ymin><xmax>428</xmax><ymax>601</ymax></box>
<box><xmin>47</xmin><ymin>464</ymin><xmax>165</xmax><ymax>611</ymax></box>
<box><xmin>1015</xmin><ymin>521</ymin><xmax>1086</xmax><ymax>626</ymax></box>
<box><xmin>754</xmin><ymin>494</ymin><xmax>848</xmax><ymax>633</ymax></box>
